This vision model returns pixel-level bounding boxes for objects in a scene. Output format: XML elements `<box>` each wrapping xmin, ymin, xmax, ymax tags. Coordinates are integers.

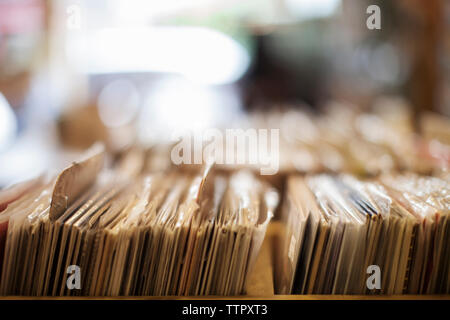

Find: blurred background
<box><xmin>0</xmin><ymin>0</ymin><xmax>449</xmax><ymax>187</ymax></box>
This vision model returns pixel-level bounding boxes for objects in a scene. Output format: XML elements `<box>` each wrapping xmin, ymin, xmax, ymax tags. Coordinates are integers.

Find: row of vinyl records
<box><xmin>0</xmin><ymin>144</ymin><xmax>449</xmax><ymax>296</ymax></box>
<box><xmin>0</xmin><ymin>145</ymin><xmax>277</xmax><ymax>296</ymax></box>
<box><xmin>277</xmin><ymin>173</ymin><xmax>449</xmax><ymax>295</ymax></box>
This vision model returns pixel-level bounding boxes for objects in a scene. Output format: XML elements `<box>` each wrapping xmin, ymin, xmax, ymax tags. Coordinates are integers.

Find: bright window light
<box><xmin>285</xmin><ymin>0</ymin><xmax>341</xmax><ymax>20</ymax></box>
<box><xmin>97</xmin><ymin>79</ymin><xmax>140</xmax><ymax>128</ymax></box>
<box><xmin>0</xmin><ymin>93</ymin><xmax>18</xmax><ymax>151</ymax></box>
<box><xmin>67</xmin><ymin>26</ymin><xmax>250</xmax><ymax>85</ymax></box>
<box><xmin>138</xmin><ymin>77</ymin><xmax>241</xmax><ymax>144</ymax></box>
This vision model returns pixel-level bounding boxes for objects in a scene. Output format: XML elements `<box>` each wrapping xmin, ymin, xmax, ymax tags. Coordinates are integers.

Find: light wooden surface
<box><xmin>0</xmin><ymin>295</ymin><xmax>448</xmax><ymax>300</ymax></box>
<box><xmin>245</xmin><ymin>222</ymin><xmax>275</xmax><ymax>296</ymax></box>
